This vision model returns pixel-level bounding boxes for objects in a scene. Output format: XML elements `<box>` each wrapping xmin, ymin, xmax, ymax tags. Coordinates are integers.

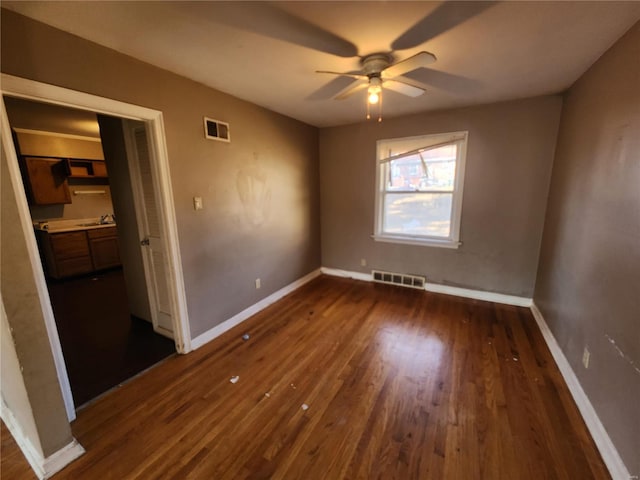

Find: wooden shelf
<box><xmin>66</xmin><ymin>159</ymin><xmax>108</xmax><ymax>178</ymax></box>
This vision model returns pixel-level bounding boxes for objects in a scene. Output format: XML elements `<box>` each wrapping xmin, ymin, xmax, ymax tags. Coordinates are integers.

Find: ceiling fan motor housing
<box><xmin>361</xmin><ymin>53</ymin><xmax>393</xmax><ymax>76</ymax></box>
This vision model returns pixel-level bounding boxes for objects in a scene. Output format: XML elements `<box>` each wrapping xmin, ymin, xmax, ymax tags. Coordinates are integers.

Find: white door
<box><xmin>123</xmin><ymin>120</ymin><xmax>174</xmax><ymax>338</ymax></box>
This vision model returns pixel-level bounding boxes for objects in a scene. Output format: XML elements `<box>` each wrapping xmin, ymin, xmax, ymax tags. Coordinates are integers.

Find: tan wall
<box><xmin>1</xmin><ymin>141</ymin><xmax>73</xmax><ymax>457</ymax></box>
<box><xmin>320</xmin><ymin>96</ymin><xmax>562</xmax><ymax>297</ymax></box>
<box><xmin>1</xmin><ymin>10</ymin><xmax>321</xmax><ymax>340</ymax></box>
<box><xmin>13</xmin><ymin>130</ymin><xmax>104</xmax><ymax>160</ymax></box>
<box><xmin>3</xmin><ymin>96</ymin><xmax>101</xmax><ymax>138</ymax></box>
<box><xmin>534</xmin><ymin>22</ymin><xmax>640</xmax><ymax>474</ymax></box>
<box><xmin>1</xmin><ymin>299</ymin><xmax>43</xmax><ymax>458</ymax></box>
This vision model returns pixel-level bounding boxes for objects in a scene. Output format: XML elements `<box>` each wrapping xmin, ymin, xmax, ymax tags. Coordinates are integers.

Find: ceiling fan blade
<box><xmin>206</xmin><ymin>2</ymin><xmax>358</xmax><ymax>57</ymax></box>
<box><xmin>388</xmin><ymin>76</ymin><xmax>431</xmax><ymax>91</ymax></box>
<box><xmin>307</xmin><ymin>76</ymin><xmax>360</xmax><ymax>100</ymax></box>
<box><xmin>316</xmin><ymin>70</ymin><xmax>367</xmax><ymax>79</ymax></box>
<box><xmin>334</xmin><ymin>81</ymin><xmax>368</xmax><ymax>100</ymax></box>
<box><xmin>404</xmin><ymin>68</ymin><xmax>482</xmax><ymax>94</ymax></box>
<box><xmin>382</xmin><ymin>51</ymin><xmax>436</xmax><ymax>78</ymax></box>
<box><xmin>383</xmin><ymin>80</ymin><xmax>426</xmax><ymax>98</ymax></box>
<box><xmin>391</xmin><ymin>1</ymin><xmax>495</xmax><ymax>51</ymax></box>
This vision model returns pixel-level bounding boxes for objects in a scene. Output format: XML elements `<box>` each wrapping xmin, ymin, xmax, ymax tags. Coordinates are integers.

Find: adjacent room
<box><xmin>3</xmin><ymin>97</ymin><xmax>177</xmax><ymax>407</ymax></box>
<box><xmin>1</xmin><ymin>2</ymin><xmax>638</xmax><ymax>479</ymax></box>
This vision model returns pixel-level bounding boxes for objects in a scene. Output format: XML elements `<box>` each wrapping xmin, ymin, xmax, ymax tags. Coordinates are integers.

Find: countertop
<box><xmin>34</xmin><ymin>218</ymin><xmax>117</xmax><ymax>233</ymax></box>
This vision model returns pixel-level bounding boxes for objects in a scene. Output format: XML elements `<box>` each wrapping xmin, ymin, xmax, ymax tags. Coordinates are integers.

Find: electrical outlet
<box><xmin>193</xmin><ymin>196</ymin><xmax>203</xmax><ymax>210</ymax></box>
<box><xmin>360</xmin><ymin>258</ymin><xmax>367</xmax><ymax>267</ymax></box>
<box><xmin>255</xmin><ymin>278</ymin><xmax>261</xmax><ymax>289</ymax></box>
<box><xmin>582</xmin><ymin>347</ymin><xmax>590</xmax><ymax>369</ymax></box>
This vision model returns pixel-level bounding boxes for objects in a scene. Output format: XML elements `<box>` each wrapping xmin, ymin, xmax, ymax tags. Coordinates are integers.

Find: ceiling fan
<box><xmin>201</xmin><ymin>2</ymin><xmax>494</xmax><ymax>120</ymax></box>
<box><xmin>317</xmin><ymin>51</ymin><xmax>437</xmax><ymax>121</ymax></box>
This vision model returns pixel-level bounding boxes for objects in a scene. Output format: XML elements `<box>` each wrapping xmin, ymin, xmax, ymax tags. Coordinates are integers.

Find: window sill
<box><xmin>372</xmin><ymin>234</ymin><xmax>461</xmax><ymax>249</ymax></box>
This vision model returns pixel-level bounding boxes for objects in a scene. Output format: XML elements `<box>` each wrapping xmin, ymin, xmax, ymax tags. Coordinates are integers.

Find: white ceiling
<box><xmin>4</xmin><ymin>1</ymin><xmax>640</xmax><ymax>127</ymax></box>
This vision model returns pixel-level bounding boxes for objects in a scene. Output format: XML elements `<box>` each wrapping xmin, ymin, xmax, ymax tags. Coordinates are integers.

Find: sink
<box><xmin>76</xmin><ymin>222</ymin><xmax>115</xmax><ymax>227</ymax></box>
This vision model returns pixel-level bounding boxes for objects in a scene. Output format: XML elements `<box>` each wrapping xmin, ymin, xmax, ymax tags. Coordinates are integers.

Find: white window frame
<box><xmin>373</xmin><ymin>131</ymin><xmax>468</xmax><ymax>248</ymax></box>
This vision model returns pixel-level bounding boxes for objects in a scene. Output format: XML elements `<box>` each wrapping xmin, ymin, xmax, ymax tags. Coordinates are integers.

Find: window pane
<box><xmin>383</xmin><ymin>193</ymin><xmax>452</xmax><ymax>238</ymax></box>
<box><xmin>386</xmin><ymin>144</ymin><xmax>457</xmax><ymax>192</ymax></box>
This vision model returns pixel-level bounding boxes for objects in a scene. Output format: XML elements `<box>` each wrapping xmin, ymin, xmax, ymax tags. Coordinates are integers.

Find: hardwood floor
<box><xmin>3</xmin><ymin>276</ymin><xmax>609</xmax><ymax>479</ymax></box>
<box><xmin>1</xmin><ymin>421</ymin><xmax>36</xmax><ymax>480</ymax></box>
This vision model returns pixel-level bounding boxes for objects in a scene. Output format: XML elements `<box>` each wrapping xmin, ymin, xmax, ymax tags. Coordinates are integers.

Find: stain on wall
<box><xmin>237</xmin><ymin>153</ymin><xmax>272</xmax><ymax>227</ymax></box>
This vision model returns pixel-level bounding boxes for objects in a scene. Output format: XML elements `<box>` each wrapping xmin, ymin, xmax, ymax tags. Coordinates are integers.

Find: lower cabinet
<box><xmin>38</xmin><ymin>227</ymin><xmax>121</xmax><ymax>279</ymax></box>
<box><xmin>88</xmin><ymin>228</ymin><xmax>122</xmax><ymax>270</ymax></box>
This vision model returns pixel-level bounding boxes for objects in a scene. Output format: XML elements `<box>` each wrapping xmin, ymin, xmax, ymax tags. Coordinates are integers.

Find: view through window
<box><xmin>375</xmin><ymin>132</ymin><xmax>468</xmax><ymax>247</ymax></box>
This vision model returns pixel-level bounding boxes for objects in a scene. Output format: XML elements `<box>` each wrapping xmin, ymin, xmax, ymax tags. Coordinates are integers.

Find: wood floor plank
<box><xmin>1</xmin><ymin>276</ymin><xmax>610</xmax><ymax>479</ymax></box>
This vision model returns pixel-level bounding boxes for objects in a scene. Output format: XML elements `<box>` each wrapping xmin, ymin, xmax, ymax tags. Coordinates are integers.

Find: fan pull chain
<box><xmin>378</xmin><ymin>91</ymin><xmax>383</xmax><ymax>122</ymax></box>
<box><xmin>366</xmin><ymin>99</ymin><xmax>371</xmax><ymax>120</ymax></box>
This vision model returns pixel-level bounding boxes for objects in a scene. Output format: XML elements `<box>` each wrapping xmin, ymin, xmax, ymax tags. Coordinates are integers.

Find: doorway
<box><xmin>0</xmin><ymin>74</ymin><xmax>191</xmax><ymax>419</ymax></box>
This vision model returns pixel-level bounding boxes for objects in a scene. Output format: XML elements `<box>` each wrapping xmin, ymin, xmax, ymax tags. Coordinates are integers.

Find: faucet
<box><xmin>99</xmin><ymin>214</ymin><xmax>115</xmax><ymax>224</ymax></box>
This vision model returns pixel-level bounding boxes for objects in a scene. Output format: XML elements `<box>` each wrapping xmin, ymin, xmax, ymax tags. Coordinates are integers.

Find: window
<box><xmin>374</xmin><ymin>131</ymin><xmax>468</xmax><ymax>248</ymax></box>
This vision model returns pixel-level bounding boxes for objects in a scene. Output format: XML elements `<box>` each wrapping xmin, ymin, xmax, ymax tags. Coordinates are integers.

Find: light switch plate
<box><xmin>193</xmin><ymin>196</ymin><xmax>203</xmax><ymax>210</ymax></box>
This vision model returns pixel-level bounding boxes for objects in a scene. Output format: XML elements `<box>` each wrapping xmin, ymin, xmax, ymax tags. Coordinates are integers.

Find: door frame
<box><xmin>0</xmin><ymin>74</ymin><xmax>192</xmax><ymax>420</ymax></box>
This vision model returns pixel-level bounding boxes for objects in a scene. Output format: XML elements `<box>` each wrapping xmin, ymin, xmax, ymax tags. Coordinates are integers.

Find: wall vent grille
<box><xmin>204</xmin><ymin>117</ymin><xmax>230</xmax><ymax>142</ymax></box>
<box><xmin>372</xmin><ymin>270</ymin><xmax>426</xmax><ymax>290</ymax></box>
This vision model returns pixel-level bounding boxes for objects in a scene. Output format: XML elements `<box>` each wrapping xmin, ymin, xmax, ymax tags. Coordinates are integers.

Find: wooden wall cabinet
<box><xmin>38</xmin><ymin>227</ymin><xmax>121</xmax><ymax>279</ymax></box>
<box><xmin>19</xmin><ymin>156</ymin><xmax>109</xmax><ymax>205</ymax></box>
<box><xmin>13</xmin><ymin>129</ymin><xmax>108</xmax><ymax>205</ymax></box>
<box><xmin>22</xmin><ymin>157</ymin><xmax>72</xmax><ymax>205</ymax></box>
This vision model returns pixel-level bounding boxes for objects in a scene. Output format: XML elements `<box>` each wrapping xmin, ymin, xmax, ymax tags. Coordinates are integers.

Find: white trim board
<box><xmin>0</xmin><ymin>399</ymin><xmax>85</xmax><ymax>480</ymax></box>
<box><xmin>320</xmin><ymin>267</ymin><xmax>532</xmax><ymax>307</ymax></box>
<box><xmin>0</xmin><ymin>74</ymin><xmax>192</xmax><ymax>422</ymax></box>
<box><xmin>191</xmin><ymin>269</ymin><xmax>321</xmax><ymax>350</ymax></box>
<box><xmin>0</xmin><ymin>87</ymin><xmax>75</xmax><ymax>422</ymax></box>
<box><xmin>530</xmin><ymin>304</ymin><xmax>630</xmax><ymax>480</ymax></box>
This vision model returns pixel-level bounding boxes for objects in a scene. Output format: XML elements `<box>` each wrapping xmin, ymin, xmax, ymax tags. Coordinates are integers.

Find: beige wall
<box><xmin>320</xmin><ymin>96</ymin><xmax>562</xmax><ymax>297</ymax></box>
<box><xmin>3</xmin><ymin>96</ymin><xmax>101</xmax><ymax>138</ymax></box>
<box><xmin>1</xmin><ymin>10</ymin><xmax>321</xmax><ymax>340</ymax></box>
<box><xmin>1</xmin><ymin>142</ymin><xmax>73</xmax><ymax>457</ymax></box>
<box><xmin>535</xmin><ymin>22</ymin><xmax>640</xmax><ymax>474</ymax></box>
<box><xmin>1</xmin><ymin>298</ymin><xmax>43</xmax><ymax>458</ymax></box>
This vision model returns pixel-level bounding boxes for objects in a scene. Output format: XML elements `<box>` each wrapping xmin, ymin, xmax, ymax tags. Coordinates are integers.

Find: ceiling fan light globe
<box><xmin>368</xmin><ymin>92</ymin><xmax>380</xmax><ymax>104</ymax></box>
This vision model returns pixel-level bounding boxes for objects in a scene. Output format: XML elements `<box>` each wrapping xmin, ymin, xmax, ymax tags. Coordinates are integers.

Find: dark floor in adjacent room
<box><xmin>47</xmin><ymin>268</ymin><xmax>176</xmax><ymax>406</ymax></box>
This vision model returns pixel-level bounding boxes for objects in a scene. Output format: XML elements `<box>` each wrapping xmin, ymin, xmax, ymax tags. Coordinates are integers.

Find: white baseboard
<box><xmin>191</xmin><ymin>269</ymin><xmax>322</xmax><ymax>350</ymax></box>
<box><xmin>320</xmin><ymin>267</ymin><xmax>532</xmax><ymax>307</ymax></box>
<box><xmin>0</xmin><ymin>399</ymin><xmax>85</xmax><ymax>479</ymax></box>
<box><xmin>41</xmin><ymin>439</ymin><xmax>85</xmax><ymax>479</ymax></box>
<box><xmin>320</xmin><ymin>267</ymin><xmax>372</xmax><ymax>282</ymax></box>
<box><xmin>423</xmin><ymin>282</ymin><xmax>532</xmax><ymax>307</ymax></box>
<box><xmin>530</xmin><ymin>303</ymin><xmax>630</xmax><ymax>480</ymax></box>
